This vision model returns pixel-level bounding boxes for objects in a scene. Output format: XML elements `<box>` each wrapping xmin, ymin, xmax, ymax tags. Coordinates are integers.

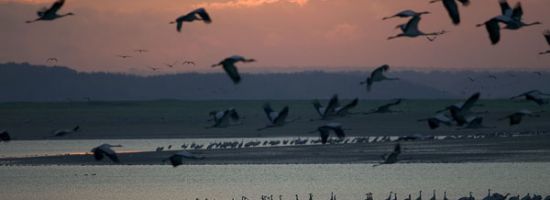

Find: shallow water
<box><xmin>0</xmin><ymin>137</ymin><xmax>411</xmax><ymax>158</ymax></box>
<box><xmin>0</xmin><ymin>163</ymin><xmax>548</xmax><ymax>200</ymax></box>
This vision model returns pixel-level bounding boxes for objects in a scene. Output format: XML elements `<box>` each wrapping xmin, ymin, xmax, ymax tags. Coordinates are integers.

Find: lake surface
<box><xmin>0</xmin><ymin>163</ymin><xmax>548</xmax><ymax>200</ymax></box>
<box><xmin>0</xmin><ymin>136</ymin><xmax>421</xmax><ymax>158</ymax></box>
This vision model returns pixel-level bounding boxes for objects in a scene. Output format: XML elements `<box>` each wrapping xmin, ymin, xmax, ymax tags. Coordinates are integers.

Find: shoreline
<box><xmin>2</xmin><ymin>135</ymin><xmax>550</xmax><ymax>166</ymax></box>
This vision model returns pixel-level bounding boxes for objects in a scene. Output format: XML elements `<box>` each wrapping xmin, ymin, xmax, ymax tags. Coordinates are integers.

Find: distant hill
<box><xmin>0</xmin><ymin>63</ymin><xmax>548</xmax><ymax>102</ymax></box>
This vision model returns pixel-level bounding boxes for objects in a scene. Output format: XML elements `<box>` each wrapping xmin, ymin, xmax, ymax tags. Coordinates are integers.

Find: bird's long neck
<box><xmin>524</xmin><ymin>21</ymin><xmax>541</xmax><ymax>27</ymax></box>
<box><xmin>58</xmin><ymin>13</ymin><xmax>73</xmax><ymax>18</ymax></box>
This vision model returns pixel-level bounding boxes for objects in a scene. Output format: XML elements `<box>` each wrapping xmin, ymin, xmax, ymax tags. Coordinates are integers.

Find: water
<box><xmin>0</xmin><ymin>138</ymin><xmax>325</xmax><ymax>158</ymax></box>
<box><xmin>0</xmin><ymin>135</ymin><xmax>469</xmax><ymax>158</ymax></box>
<box><xmin>0</xmin><ymin>163</ymin><xmax>548</xmax><ymax>200</ymax></box>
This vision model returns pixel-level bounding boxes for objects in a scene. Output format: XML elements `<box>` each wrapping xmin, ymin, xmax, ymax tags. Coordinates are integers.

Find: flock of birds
<box><xmin>1</xmin><ymin>0</ymin><xmax>547</xmax><ymax>166</ymax></box>
<box><xmin>232</xmin><ymin>190</ymin><xmax>550</xmax><ymax>200</ymax></box>
<box><xmin>26</xmin><ymin>0</ymin><xmax>550</xmax><ymax>82</ymax></box>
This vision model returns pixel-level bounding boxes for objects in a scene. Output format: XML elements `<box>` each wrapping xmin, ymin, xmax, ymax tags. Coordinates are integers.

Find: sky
<box><xmin>0</xmin><ymin>0</ymin><xmax>549</xmax><ymax>74</ymax></box>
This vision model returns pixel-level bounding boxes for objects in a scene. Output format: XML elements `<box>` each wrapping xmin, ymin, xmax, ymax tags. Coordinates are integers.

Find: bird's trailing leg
<box><xmin>25</xmin><ymin>18</ymin><xmax>40</xmax><ymax>23</ymax></box>
<box><xmin>387</xmin><ymin>35</ymin><xmax>403</xmax><ymax>40</ymax></box>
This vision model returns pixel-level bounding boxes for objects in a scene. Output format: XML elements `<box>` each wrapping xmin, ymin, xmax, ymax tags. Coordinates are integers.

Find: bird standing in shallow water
<box><xmin>26</xmin><ymin>0</ymin><xmax>74</xmax><ymax>23</ymax></box>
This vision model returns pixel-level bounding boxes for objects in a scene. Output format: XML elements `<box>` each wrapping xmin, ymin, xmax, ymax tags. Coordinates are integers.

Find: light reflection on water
<box><xmin>0</xmin><ymin>137</ymin><xmax>410</xmax><ymax>158</ymax></box>
<box><xmin>0</xmin><ymin>163</ymin><xmax>549</xmax><ymax>200</ymax></box>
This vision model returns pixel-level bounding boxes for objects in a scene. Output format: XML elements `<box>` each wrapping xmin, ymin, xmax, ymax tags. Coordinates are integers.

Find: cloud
<box><xmin>194</xmin><ymin>0</ymin><xmax>310</xmax><ymax>9</ymax></box>
<box><xmin>0</xmin><ymin>0</ymin><xmax>51</xmax><ymax>4</ymax></box>
<box><xmin>324</xmin><ymin>23</ymin><xmax>360</xmax><ymax>42</ymax></box>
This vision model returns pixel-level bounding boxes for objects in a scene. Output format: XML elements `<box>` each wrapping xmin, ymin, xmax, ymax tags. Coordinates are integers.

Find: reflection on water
<box><xmin>0</xmin><ymin>163</ymin><xmax>549</xmax><ymax>200</ymax></box>
<box><xmin>1</xmin><ymin>137</ymin><xmax>405</xmax><ymax>158</ymax></box>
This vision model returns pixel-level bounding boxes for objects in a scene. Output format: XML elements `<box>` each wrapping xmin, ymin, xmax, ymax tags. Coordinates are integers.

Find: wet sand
<box><xmin>2</xmin><ymin>135</ymin><xmax>550</xmax><ymax>166</ymax></box>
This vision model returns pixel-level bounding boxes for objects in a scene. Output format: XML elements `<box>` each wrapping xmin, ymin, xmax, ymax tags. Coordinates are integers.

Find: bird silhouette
<box><xmin>388</xmin><ymin>15</ymin><xmax>447</xmax><ymax>40</ymax></box>
<box><xmin>477</xmin><ymin>0</ymin><xmax>541</xmax><ymax>45</ymax></box>
<box><xmin>539</xmin><ymin>30</ymin><xmax>550</xmax><ymax>55</ymax></box>
<box><xmin>52</xmin><ymin>125</ymin><xmax>80</xmax><ymax>137</ymax></box>
<box><xmin>382</xmin><ymin>10</ymin><xmax>430</xmax><ymax>20</ymax></box>
<box><xmin>373</xmin><ymin>143</ymin><xmax>401</xmax><ymax>167</ymax></box>
<box><xmin>117</xmin><ymin>55</ymin><xmax>132</xmax><ymax>59</ymax></box>
<box><xmin>311</xmin><ymin>123</ymin><xmax>347</xmax><ymax>144</ymax></box>
<box><xmin>26</xmin><ymin>0</ymin><xmax>74</xmax><ymax>23</ymax></box>
<box><xmin>499</xmin><ymin>109</ymin><xmax>541</xmax><ymax>126</ymax></box>
<box><xmin>258</xmin><ymin>103</ymin><xmax>295</xmax><ymax>131</ymax></box>
<box><xmin>418</xmin><ymin>113</ymin><xmax>453</xmax><ymax>129</ymax></box>
<box><xmin>510</xmin><ymin>90</ymin><xmax>550</xmax><ymax>106</ymax></box>
<box><xmin>312</xmin><ymin>94</ymin><xmax>340</xmax><ymax>120</ymax></box>
<box><xmin>208</xmin><ymin>108</ymin><xmax>241</xmax><ymax>128</ymax></box>
<box><xmin>212</xmin><ymin>55</ymin><xmax>256</xmax><ymax>84</ymax></box>
<box><xmin>429</xmin><ymin>0</ymin><xmax>470</xmax><ymax>25</ymax></box>
<box><xmin>364</xmin><ymin>99</ymin><xmax>403</xmax><ymax>114</ymax></box>
<box><xmin>361</xmin><ymin>65</ymin><xmax>399</xmax><ymax>92</ymax></box>
<box><xmin>134</xmin><ymin>49</ymin><xmax>148</xmax><ymax>53</ymax></box>
<box><xmin>46</xmin><ymin>57</ymin><xmax>58</xmax><ymax>63</ymax></box>
<box><xmin>164</xmin><ymin>150</ymin><xmax>205</xmax><ymax>167</ymax></box>
<box><xmin>91</xmin><ymin>144</ymin><xmax>122</xmax><ymax>163</ymax></box>
<box><xmin>0</xmin><ymin>130</ymin><xmax>11</xmax><ymax>142</ymax></box>
<box><xmin>170</xmin><ymin>8</ymin><xmax>212</xmax><ymax>32</ymax></box>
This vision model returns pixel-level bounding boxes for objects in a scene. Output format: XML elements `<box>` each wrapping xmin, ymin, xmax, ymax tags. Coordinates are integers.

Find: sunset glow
<box><xmin>0</xmin><ymin>0</ymin><xmax>549</xmax><ymax>74</ymax></box>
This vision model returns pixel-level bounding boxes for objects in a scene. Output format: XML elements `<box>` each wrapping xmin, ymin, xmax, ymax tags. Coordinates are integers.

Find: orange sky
<box><xmin>0</xmin><ymin>0</ymin><xmax>549</xmax><ymax>74</ymax></box>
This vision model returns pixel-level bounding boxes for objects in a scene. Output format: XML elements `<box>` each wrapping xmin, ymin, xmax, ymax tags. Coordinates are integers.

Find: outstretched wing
<box><xmin>484</xmin><ymin>18</ymin><xmax>501</xmax><ymax>45</ymax></box>
<box><xmin>337</xmin><ymin>98</ymin><xmax>358</xmax><ymax>114</ymax></box>
<box><xmin>324</xmin><ymin>95</ymin><xmax>340</xmax><ymax>116</ymax></box>
<box><xmin>457</xmin><ymin>0</ymin><xmax>470</xmax><ymax>6</ymax></box>
<box><xmin>499</xmin><ymin>0</ymin><xmax>511</xmax><ymax>16</ymax></box>
<box><xmin>333</xmin><ymin>127</ymin><xmax>346</xmax><ymax>139</ymax></box>
<box><xmin>229</xmin><ymin>109</ymin><xmax>240</xmax><ymax>121</ymax></box>
<box><xmin>319</xmin><ymin>129</ymin><xmax>329</xmax><ymax>144</ymax></box>
<box><xmin>405</xmin><ymin>16</ymin><xmax>421</xmax><ymax>32</ymax></box>
<box><xmin>44</xmin><ymin>0</ymin><xmax>65</xmax><ymax>17</ymax></box>
<box><xmin>222</xmin><ymin>62</ymin><xmax>241</xmax><ymax>84</ymax></box>
<box><xmin>176</xmin><ymin>20</ymin><xmax>183</xmax><ymax>32</ymax></box>
<box><xmin>194</xmin><ymin>8</ymin><xmax>212</xmax><ymax>23</ymax></box>
<box><xmin>263</xmin><ymin>103</ymin><xmax>274</xmax><ymax>122</ymax></box>
<box><xmin>511</xmin><ymin>2</ymin><xmax>523</xmax><ymax>21</ymax></box>
<box><xmin>442</xmin><ymin>0</ymin><xmax>460</xmax><ymax>25</ymax></box>
<box><xmin>460</xmin><ymin>92</ymin><xmax>480</xmax><ymax>112</ymax></box>
<box><xmin>273</xmin><ymin>106</ymin><xmax>289</xmax><ymax>124</ymax></box>
<box><xmin>544</xmin><ymin>30</ymin><xmax>550</xmax><ymax>46</ymax></box>
<box><xmin>370</xmin><ymin>64</ymin><xmax>389</xmax><ymax>79</ymax></box>
<box><xmin>312</xmin><ymin>100</ymin><xmax>324</xmax><ymax>116</ymax></box>
<box><xmin>387</xmin><ymin>99</ymin><xmax>402</xmax><ymax>107</ymax></box>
